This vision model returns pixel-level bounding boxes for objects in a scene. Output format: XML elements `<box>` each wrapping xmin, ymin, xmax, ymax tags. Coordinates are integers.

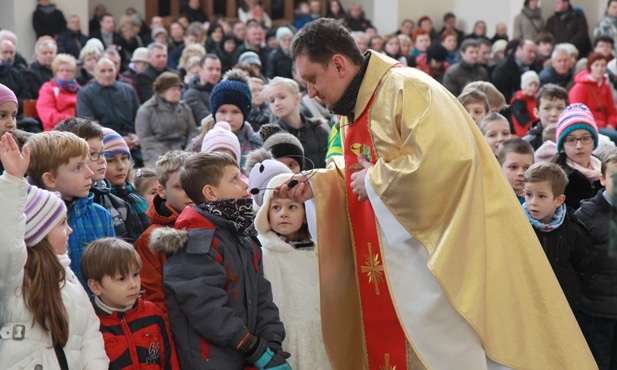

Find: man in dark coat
<box><xmin>32</xmin><ymin>0</ymin><xmax>66</xmax><ymax>38</ymax></box>
<box><xmin>545</xmin><ymin>0</ymin><xmax>592</xmax><ymax>58</ymax></box>
<box><xmin>57</xmin><ymin>15</ymin><xmax>88</xmax><ymax>59</ymax></box>
<box><xmin>89</xmin><ymin>13</ymin><xmax>123</xmax><ymax>50</ymax></box>
<box><xmin>134</xmin><ymin>43</ymin><xmax>177</xmax><ymax>103</ymax></box>
<box><xmin>183</xmin><ymin>54</ymin><xmax>222</xmax><ymax>123</ymax></box>
<box><xmin>492</xmin><ymin>39</ymin><xmax>542</xmax><ymax>102</ymax></box>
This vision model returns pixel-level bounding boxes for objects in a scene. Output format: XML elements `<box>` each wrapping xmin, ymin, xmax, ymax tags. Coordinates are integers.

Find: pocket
<box><xmin>7</xmin><ymin>351</ymin><xmax>42</xmax><ymax>370</ymax></box>
<box><xmin>136</xmin><ymin>329</ymin><xmax>163</xmax><ymax>365</ymax></box>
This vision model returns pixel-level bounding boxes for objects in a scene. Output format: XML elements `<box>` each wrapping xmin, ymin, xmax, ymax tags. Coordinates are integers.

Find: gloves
<box><xmin>239</xmin><ymin>335</ymin><xmax>291</xmax><ymax>370</ymax></box>
<box><xmin>253</xmin><ymin>348</ymin><xmax>292</xmax><ymax>370</ymax></box>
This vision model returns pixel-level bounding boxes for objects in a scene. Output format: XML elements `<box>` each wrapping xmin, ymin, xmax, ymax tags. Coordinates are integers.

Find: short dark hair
<box><xmin>54</xmin><ymin>117</ymin><xmax>103</xmax><ymax>141</ymax></box>
<box><xmin>535</xmin><ymin>83</ymin><xmax>569</xmax><ymax>108</ymax></box>
<box><xmin>180</xmin><ymin>152</ymin><xmax>238</xmax><ymax>204</ymax></box>
<box><xmin>594</xmin><ymin>35</ymin><xmax>615</xmax><ymax>48</ymax></box>
<box><xmin>290</xmin><ymin>18</ymin><xmax>364</xmax><ymax>67</ymax></box>
<box><xmin>534</xmin><ymin>32</ymin><xmax>555</xmax><ymax>45</ymax></box>
<box><xmin>100</xmin><ymin>13</ymin><xmax>114</xmax><ymax>22</ymax></box>
<box><xmin>460</xmin><ymin>39</ymin><xmax>479</xmax><ymax>53</ymax></box>
<box><xmin>443</xmin><ymin>12</ymin><xmax>456</xmax><ymax>22</ymax></box>
<box><xmin>81</xmin><ymin>238</ymin><xmax>142</xmax><ymax>283</ymax></box>
<box><xmin>200</xmin><ymin>53</ymin><xmax>220</xmax><ymax>67</ymax></box>
<box><xmin>497</xmin><ymin>139</ymin><xmax>534</xmax><ymax>165</ymax></box>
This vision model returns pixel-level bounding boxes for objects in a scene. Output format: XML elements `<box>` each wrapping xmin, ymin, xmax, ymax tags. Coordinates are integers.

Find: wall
<box><xmin>88</xmin><ymin>0</ymin><xmax>146</xmax><ymax>33</ymax></box>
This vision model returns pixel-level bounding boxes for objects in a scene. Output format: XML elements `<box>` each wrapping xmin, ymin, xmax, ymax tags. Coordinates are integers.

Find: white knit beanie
<box><xmin>25</xmin><ymin>185</ymin><xmax>67</xmax><ymax>247</ymax></box>
<box><xmin>248</xmin><ymin>159</ymin><xmax>293</xmax><ymax>207</ymax></box>
<box><xmin>520</xmin><ymin>70</ymin><xmax>540</xmax><ymax>90</ymax></box>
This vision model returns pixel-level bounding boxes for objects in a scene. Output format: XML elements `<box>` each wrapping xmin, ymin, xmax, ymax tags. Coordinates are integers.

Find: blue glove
<box><xmin>253</xmin><ymin>348</ymin><xmax>292</xmax><ymax>370</ymax></box>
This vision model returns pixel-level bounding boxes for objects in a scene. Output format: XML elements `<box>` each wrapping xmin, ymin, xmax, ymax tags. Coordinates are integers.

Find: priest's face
<box><xmin>295</xmin><ymin>53</ymin><xmax>348</xmax><ymax>110</ymax></box>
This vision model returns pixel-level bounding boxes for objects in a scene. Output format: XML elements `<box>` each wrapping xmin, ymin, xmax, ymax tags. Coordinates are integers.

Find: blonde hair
<box><xmin>462</xmin><ymin>81</ymin><xmax>506</xmax><ymax>112</ymax></box>
<box><xmin>131</xmin><ymin>167</ymin><xmax>158</xmax><ymax>197</ymax></box>
<box><xmin>27</xmin><ymin>131</ymin><xmax>89</xmax><ymax>187</ymax></box>
<box><xmin>478</xmin><ymin>112</ymin><xmax>509</xmax><ymax>135</ymax></box>
<box><xmin>156</xmin><ymin>150</ymin><xmax>190</xmax><ymax>187</ymax></box>
<box><xmin>262</xmin><ymin>76</ymin><xmax>300</xmax><ymax>100</ymax></box>
<box><xmin>184</xmin><ymin>55</ymin><xmax>202</xmax><ymax>73</ymax></box>
<box><xmin>78</xmin><ymin>45</ymin><xmax>102</xmax><ymax>62</ymax></box>
<box><xmin>81</xmin><ymin>238</ymin><xmax>142</xmax><ymax>283</ymax></box>
<box><xmin>178</xmin><ymin>43</ymin><xmax>206</xmax><ymax>70</ymax></box>
<box><xmin>51</xmin><ymin>53</ymin><xmax>77</xmax><ymax>75</ymax></box>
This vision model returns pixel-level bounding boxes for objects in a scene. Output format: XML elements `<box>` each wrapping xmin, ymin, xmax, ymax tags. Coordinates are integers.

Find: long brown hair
<box><xmin>22</xmin><ymin>239</ymin><xmax>69</xmax><ymax>347</ymax></box>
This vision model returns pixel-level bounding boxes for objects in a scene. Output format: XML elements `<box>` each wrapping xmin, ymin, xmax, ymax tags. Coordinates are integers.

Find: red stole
<box><xmin>344</xmin><ymin>95</ymin><xmax>408</xmax><ymax>369</ymax></box>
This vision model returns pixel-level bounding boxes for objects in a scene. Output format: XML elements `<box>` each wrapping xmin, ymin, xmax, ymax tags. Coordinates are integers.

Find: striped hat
<box><xmin>556</xmin><ymin>103</ymin><xmax>599</xmax><ymax>153</ymax></box>
<box><xmin>25</xmin><ymin>185</ymin><xmax>67</xmax><ymax>247</ymax></box>
<box><xmin>102</xmin><ymin>127</ymin><xmax>131</xmax><ymax>158</ymax></box>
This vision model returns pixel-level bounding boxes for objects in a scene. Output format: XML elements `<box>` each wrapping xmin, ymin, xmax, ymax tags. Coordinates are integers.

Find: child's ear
<box><xmin>157</xmin><ymin>183</ymin><xmax>166</xmax><ymax>199</ymax></box>
<box><xmin>41</xmin><ymin>171</ymin><xmax>56</xmax><ymax>190</ymax></box>
<box><xmin>601</xmin><ymin>173</ymin><xmax>607</xmax><ymax>187</ymax></box>
<box><xmin>202</xmin><ymin>184</ymin><xmax>217</xmax><ymax>202</ymax></box>
<box><xmin>88</xmin><ymin>279</ymin><xmax>103</xmax><ymax>296</ymax></box>
<box><xmin>555</xmin><ymin>194</ymin><xmax>566</xmax><ymax>207</ymax></box>
<box><xmin>533</xmin><ymin>106</ymin><xmax>539</xmax><ymax>120</ymax></box>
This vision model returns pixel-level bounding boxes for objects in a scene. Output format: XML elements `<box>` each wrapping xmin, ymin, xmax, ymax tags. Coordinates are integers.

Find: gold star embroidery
<box><xmin>379</xmin><ymin>354</ymin><xmax>397</xmax><ymax>370</ymax></box>
<box><xmin>360</xmin><ymin>243</ymin><xmax>385</xmax><ymax>295</ymax></box>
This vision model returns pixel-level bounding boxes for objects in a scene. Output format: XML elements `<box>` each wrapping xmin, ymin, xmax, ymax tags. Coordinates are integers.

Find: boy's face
<box><xmin>464</xmin><ymin>102</ymin><xmax>487</xmax><ymax>124</ymax></box>
<box><xmin>46</xmin><ymin>215</ymin><xmax>72</xmax><ymax>255</ymax></box>
<box><xmin>89</xmin><ymin>267</ymin><xmax>141</xmax><ymax>310</ymax></box>
<box><xmin>0</xmin><ymin>101</ymin><xmax>17</xmax><ymax>137</ymax></box>
<box><xmin>215</xmin><ymin>104</ymin><xmax>244</xmax><ymax>132</ymax></box>
<box><xmin>44</xmin><ymin>155</ymin><xmax>94</xmax><ymax>201</ymax></box>
<box><xmin>105</xmin><ymin>153</ymin><xmax>130</xmax><ymax>187</ymax></box>
<box><xmin>158</xmin><ymin>171</ymin><xmax>194</xmax><ymax>213</ymax></box>
<box><xmin>266</xmin><ymin>84</ymin><xmax>300</xmax><ymax>121</ymax></box>
<box><xmin>523</xmin><ymin>82</ymin><xmax>539</xmax><ymax>97</ymax></box>
<box><xmin>86</xmin><ymin>138</ymin><xmax>107</xmax><ymax>182</ymax></box>
<box><xmin>483</xmin><ymin>119</ymin><xmax>511</xmax><ymax>156</ymax></box>
<box><xmin>204</xmin><ymin>165</ymin><xmax>249</xmax><ymax>201</ymax></box>
<box><xmin>268</xmin><ymin>198</ymin><xmax>306</xmax><ymax>241</ymax></box>
<box><xmin>534</xmin><ymin>97</ymin><xmax>566</xmax><ymax>126</ymax></box>
<box><xmin>501</xmin><ymin>152</ymin><xmax>534</xmax><ymax>195</ymax></box>
<box><xmin>278</xmin><ymin>157</ymin><xmax>302</xmax><ymax>174</ymax></box>
<box><xmin>524</xmin><ymin>180</ymin><xmax>565</xmax><ymax>224</ymax></box>
<box><xmin>601</xmin><ymin>161</ymin><xmax>617</xmax><ymax>200</ymax></box>
<box><xmin>537</xmin><ymin>42</ymin><xmax>553</xmax><ymax>58</ymax></box>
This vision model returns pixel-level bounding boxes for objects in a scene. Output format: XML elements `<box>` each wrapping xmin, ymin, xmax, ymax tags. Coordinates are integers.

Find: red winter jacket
<box><xmin>36</xmin><ymin>79</ymin><xmax>79</xmax><ymax>131</ymax></box>
<box><xmin>510</xmin><ymin>90</ymin><xmax>537</xmax><ymax>137</ymax></box>
<box><xmin>568</xmin><ymin>70</ymin><xmax>617</xmax><ymax>128</ymax></box>
<box><xmin>94</xmin><ymin>296</ymin><xmax>180</xmax><ymax>370</ymax></box>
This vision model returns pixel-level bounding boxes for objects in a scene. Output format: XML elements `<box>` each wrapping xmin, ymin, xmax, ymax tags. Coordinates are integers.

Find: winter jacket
<box><xmin>513</xmin><ymin>7</ymin><xmax>544</xmax><ymax>41</ymax></box>
<box><xmin>93</xmin><ymin>296</ymin><xmax>179</xmax><ymax>369</ymax></box>
<box><xmin>36</xmin><ymin>79</ymin><xmax>79</xmax><ymax>131</ymax></box>
<box><xmin>510</xmin><ymin>90</ymin><xmax>537</xmax><ymax>137</ymax></box>
<box><xmin>539</xmin><ymin>66</ymin><xmax>574</xmax><ymax>89</ymax></box>
<box><xmin>76</xmin><ymin>67</ymin><xmax>94</xmax><ymax>87</ymax></box>
<box><xmin>76</xmin><ymin>80</ymin><xmax>140</xmax><ymax>136</ymax></box>
<box><xmin>523</xmin><ymin>120</ymin><xmax>544</xmax><ymax>150</ymax></box>
<box><xmin>575</xmin><ymin>191</ymin><xmax>617</xmax><ymax>319</ymax></box>
<box><xmin>32</xmin><ymin>4</ymin><xmax>66</xmax><ymax>38</ymax></box>
<box><xmin>248</xmin><ymin>104</ymin><xmax>272</xmax><ymax>132</ymax></box>
<box><xmin>0</xmin><ymin>173</ymin><xmax>109</xmax><ymax>370</ymax></box>
<box><xmin>91</xmin><ymin>179</ymin><xmax>130</xmax><ymax>241</ymax></box>
<box><xmin>57</xmin><ymin>29</ymin><xmax>88</xmax><ymax>59</ymax></box>
<box><xmin>568</xmin><ymin>70</ymin><xmax>617</xmax><ymax>128</ymax></box>
<box><xmin>135</xmin><ymin>195</ymin><xmax>181</xmax><ymax>314</ymax></box>
<box><xmin>594</xmin><ymin>15</ymin><xmax>617</xmax><ymax>54</ymax></box>
<box><xmin>277</xmin><ymin>115</ymin><xmax>329</xmax><ymax>169</ymax></box>
<box><xmin>152</xmin><ymin>206</ymin><xmax>285</xmax><ymax>370</ymax></box>
<box><xmin>111</xmin><ymin>184</ymin><xmax>151</xmax><ymax>242</ymax></box>
<box><xmin>345</xmin><ymin>16</ymin><xmax>373</xmax><ymax>32</ymax></box>
<box><xmin>266</xmin><ymin>46</ymin><xmax>293</xmax><ymax>79</ymax></box>
<box><xmin>415</xmin><ymin>53</ymin><xmax>450</xmax><ymax>84</ymax></box>
<box><xmin>492</xmin><ymin>54</ymin><xmax>542</xmax><ymax>103</ymax></box>
<box><xmin>134</xmin><ymin>64</ymin><xmax>177</xmax><ymax>103</ymax></box>
<box><xmin>553</xmin><ymin>152</ymin><xmax>604</xmax><ymax>210</ymax></box>
<box><xmin>442</xmin><ymin>59</ymin><xmax>490</xmax><ymax>97</ymax></box>
<box><xmin>545</xmin><ymin>7</ymin><xmax>592</xmax><ymax>57</ymax></box>
<box><xmin>135</xmin><ymin>95</ymin><xmax>198</xmax><ymax>168</ymax></box>
<box><xmin>89</xmin><ymin>30</ymin><xmax>123</xmax><ymax>50</ymax></box>
<box><xmin>183</xmin><ymin>75</ymin><xmax>215</xmax><ymax>123</ymax></box>
<box><xmin>23</xmin><ymin>61</ymin><xmax>53</xmax><ymax>99</ymax></box>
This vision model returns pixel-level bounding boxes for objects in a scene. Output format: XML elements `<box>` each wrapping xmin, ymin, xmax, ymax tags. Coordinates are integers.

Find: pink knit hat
<box><xmin>0</xmin><ymin>83</ymin><xmax>18</xmax><ymax>107</ymax></box>
<box><xmin>25</xmin><ymin>185</ymin><xmax>67</xmax><ymax>247</ymax></box>
<box><xmin>102</xmin><ymin>127</ymin><xmax>131</xmax><ymax>158</ymax></box>
<box><xmin>201</xmin><ymin>122</ymin><xmax>242</xmax><ymax>162</ymax></box>
<box><xmin>555</xmin><ymin>103</ymin><xmax>599</xmax><ymax>153</ymax></box>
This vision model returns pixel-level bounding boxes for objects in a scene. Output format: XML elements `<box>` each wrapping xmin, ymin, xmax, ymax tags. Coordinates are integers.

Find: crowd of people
<box><xmin>1</xmin><ymin>0</ymin><xmax>617</xmax><ymax>368</ymax></box>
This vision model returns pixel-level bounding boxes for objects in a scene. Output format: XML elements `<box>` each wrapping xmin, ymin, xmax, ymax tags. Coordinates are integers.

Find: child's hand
<box><xmin>0</xmin><ymin>132</ymin><xmax>30</xmax><ymax>179</ymax></box>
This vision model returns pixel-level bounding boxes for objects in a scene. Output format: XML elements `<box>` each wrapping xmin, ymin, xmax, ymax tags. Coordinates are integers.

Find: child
<box><xmin>523</xmin><ymin>162</ymin><xmax>592</xmax><ymax>311</ymax></box>
<box><xmin>26</xmin><ymin>130</ymin><xmax>115</xmax><ymax>287</ymax></box>
<box><xmin>461</xmin><ymin>81</ymin><xmax>507</xmax><ymax>113</ymax></box>
<box><xmin>552</xmin><ymin>103</ymin><xmax>603</xmax><ymax>210</ymax></box>
<box><xmin>575</xmin><ymin>148</ymin><xmax>617</xmax><ymax>369</ymax></box>
<box><xmin>259</xmin><ymin>124</ymin><xmax>306</xmax><ymax>173</ymax></box>
<box><xmin>150</xmin><ymin>152</ymin><xmax>290</xmax><ymax>369</ymax></box>
<box><xmin>246</xmin><ymin>150</ymin><xmax>293</xmax><ymax>208</ymax></box>
<box><xmin>479</xmin><ymin>113</ymin><xmax>511</xmax><ymax>156</ymax></box>
<box><xmin>498</xmin><ymin>138</ymin><xmax>534</xmax><ymax>204</ymax></box>
<box><xmin>134</xmin><ymin>150</ymin><xmax>192</xmax><ymax>314</ymax></box>
<box><xmin>266</xmin><ymin>27</ymin><xmax>294</xmax><ymax>80</ymax></box>
<box><xmin>262</xmin><ymin>77</ymin><xmax>329</xmax><ymax>168</ymax></box>
<box><xmin>510</xmin><ymin>70</ymin><xmax>540</xmax><ymax>137</ymax></box>
<box><xmin>248</xmin><ymin>77</ymin><xmax>272</xmax><ymax>131</ymax></box>
<box><xmin>0</xmin><ymin>83</ymin><xmax>29</xmax><ymax>175</ymax></box>
<box><xmin>132</xmin><ymin>167</ymin><xmax>159</xmax><ymax>206</ymax></box>
<box><xmin>523</xmin><ymin>83</ymin><xmax>568</xmax><ymax>150</ymax></box>
<box><xmin>81</xmin><ymin>237</ymin><xmax>180</xmax><ymax>369</ymax></box>
<box><xmin>54</xmin><ymin>117</ymin><xmax>130</xmax><ymax>241</ymax></box>
<box><xmin>534</xmin><ymin>123</ymin><xmax>558</xmax><ymax>163</ymax></box>
<box><xmin>458</xmin><ymin>90</ymin><xmax>489</xmax><ymax>124</ymax></box>
<box><xmin>103</xmin><ymin>127</ymin><xmax>151</xmax><ymax>241</ymax></box>
<box><xmin>255</xmin><ymin>174</ymin><xmax>331</xmax><ymax>369</ymax></box>
<box><xmin>0</xmin><ymin>133</ymin><xmax>108</xmax><ymax>368</ymax></box>
<box><xmin>201</xmin><ymin>121</ymin><xmax>243</xmax><ymax>164</ymax></box>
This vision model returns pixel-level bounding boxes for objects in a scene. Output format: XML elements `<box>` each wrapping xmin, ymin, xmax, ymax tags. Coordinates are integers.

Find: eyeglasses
<box><xmin>564</xmin><ymin>136</ymin><xmax>594</xmax><ymax>146</ymax></box>
<box><xmin>89</xmin><ymin>151</ymin><xmax>110</xmax><ymax>162</ymax></box>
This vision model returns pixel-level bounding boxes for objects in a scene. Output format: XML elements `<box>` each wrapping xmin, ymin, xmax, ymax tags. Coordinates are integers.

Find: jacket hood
<box><xmin>146</xmin><ymin>194</ymin><xmax>180</xmax><ymax>226</ymax></box>
<box><xmin>574</xmin><ymin>70</ymin><xmax>607</xmax><ymax>85</ymax></box>
<box><xmin>150</xmin><ymin>226</ymin><xmax>188</xmax><ymax>254</ymax></box>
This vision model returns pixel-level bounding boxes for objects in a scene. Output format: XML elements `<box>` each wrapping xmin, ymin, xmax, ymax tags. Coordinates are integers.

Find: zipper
<box><xmin>120</xmin><ymin>315</ymin><xmax>140</xmax><ymax>366</ymax></box>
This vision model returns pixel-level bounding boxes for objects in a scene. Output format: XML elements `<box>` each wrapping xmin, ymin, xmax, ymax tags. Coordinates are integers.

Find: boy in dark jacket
<box><xmin>523</xmin><ymin>162</ymin><xmax>592</xmax><ymax>312</ymax></box>
<box><xmin>153</xmin><ymin>152</ymin><xmax>290</xmax><ymax>370</ymax></box>
<box><xmin>523</xmin><ymin>83</ymin><xmax>568</xmax><ymax>150</ymax></box>
<box><xmin>575</xmin><ymin>148</ymin><xmax>617</xmax><ymax>369</ymax></box>
<box><xmin>81</xmin><ymin>238</ymin><xmax>180</xmax><ymax>370</ymax></box>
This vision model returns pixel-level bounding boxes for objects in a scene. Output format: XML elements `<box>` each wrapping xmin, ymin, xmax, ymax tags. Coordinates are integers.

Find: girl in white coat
<box><xmin>0</xmin><ymin>132</ymin><xmax>108</xmax><ymax>370</ymax></box>
<box><xmin>255</xmin><ymin>174</ymin><xmax>332</xmax><ymax>370</ymax></box>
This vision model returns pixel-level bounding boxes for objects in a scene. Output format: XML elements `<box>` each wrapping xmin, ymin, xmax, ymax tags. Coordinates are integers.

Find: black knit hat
<box><xmin>426</xmin><ymin>43</ymin><xmax>448</xmax><ymax>63</ymax></box>
<box><xmin>210</xmin><ymin>80</ymin><xmax>252</xmax><ymax>122</ymax></box>
<box><xmin>263</xmin><ymin>132</ymin><xmax>305</xmax><ymax>170</ymax></box>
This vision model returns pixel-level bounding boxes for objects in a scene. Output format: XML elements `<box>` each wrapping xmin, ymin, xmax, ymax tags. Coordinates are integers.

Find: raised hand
<box><xmin>0</xmin><ymin>132</ymin><xmax>30</xmax><ymax>179</ymax></box>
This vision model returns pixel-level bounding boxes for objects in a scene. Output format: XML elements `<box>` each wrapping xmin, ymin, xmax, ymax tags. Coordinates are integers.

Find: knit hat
<box><xmin>151</xmin><ymin>26</ymin><xmax>168</xmax><ymax>40</ymax></box>
<box><xmin>426</xmin><ymin>43</ymin><xmax>448</xmax><ymax>63</ymax></box>
<box><xmin>491</xmin><ymin>39</ymin><xmax>507</xmax><ymax>57</ymax></box>
<box><xmin>210</xmin><ymin>79</ymin><xmax>252</xmax><ymax>122</ymax></box>
<box><xmin>153</xmin><ymin>72</ymin><xmax>182</xmax><ymax>94</ymax></box>
<box><xmin>25</xmin><ymin>185</ymin><xmax>67</xmax><ymax>247</ymax></box>
<box><xmin>263</xmin><ymin>132</ymin><xmax>305</xmax><ymax>169</ymax></box>
<box><xmin>238</xmin><ymin>51</ymin><xmax>262</xmax><ymax>68</ymax></box>
<box><xmin>84</xmin><ymin>38</ymin><xmax>104</xmax><ymax>53</ymax></box>
<box><xmin>0</xmin><ymin>83</ymin><xmax>18</xmax><ymax>107</ymax></box>
<box><xmin>255</xmin><ymin>173</ymin><xmax>296</xmax><ymax>233</ymax></box>
<box><xmin>520</xmin><ymin>70</ymin><xmax>540</xmax><ymax>89</ymax></box>
<box><xmin>249</xmin><ymin>159</ymin><xmax>293</xmax><ymax>207</ymax></box>
<box><xmin>131</xmin><ymin>47</ymin><xmax>148</xmax><ymax>63</ymax></box>
<box><xmin>102</xmin><ymin>127</ymin><xmax>131</xmax><ymax>157</ymax></box>
<box><xmin>201</xmin><ymin>121</ymin><xmax>242</xmax><ymax>161</ymax></box>
<box><xmin>275</xmin><ymin>26</ymin><xmax>293</xmax><ymax>43</ymax></box>
<box><xmin>556</xmin><ymin>103</ymin><xmax>599</xmax><ymax>153</ymax></box>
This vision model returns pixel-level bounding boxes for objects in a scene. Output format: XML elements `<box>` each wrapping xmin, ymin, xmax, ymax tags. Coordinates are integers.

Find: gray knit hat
<box><xmin>263</xmin><ymin>132</ymin><xmax>305</xmax><ymax>170</ymax></box>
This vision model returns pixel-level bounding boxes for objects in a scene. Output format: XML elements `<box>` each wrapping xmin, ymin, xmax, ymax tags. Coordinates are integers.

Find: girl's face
<box><xmin>400</xmin><ymin>40</ymin><xmax>412</xmax><ymax>57</ymax></box>
<box><xmin>211</xmin><ymin>27</ymin><xmax>223</xmax><ymax>42</ymax></box>
<box><xmin>268</xmin><ymin>198</ymin><xmax>306</xmax><ymax>241</ymax></box>
<box><xmin>563</xmin><ymin>129</ymin><xmax>594</xmax><ymax>167</ymax></box>
<box><xmin>278</xmin><ymin>157</ymin><xmax>302</xmax><ymax>173</ymax></box>
<box><xmin>330</xmin><ymin>1</ymin><xmax>340</xmax><ymax>14</ymax></box>
<box><xmin>105</xmin><ymin>153</ymin><xmax>130</xmax><ymax>186</ymax></box>
<box><xmin>279</xmin><ymin>35</ymin><xmax>292</xmax><ymax>51</ymax></box>
<box><xmin>46</xmin><ymin>216</ymin><xmax>72</xmax><ymax>255</ymax></box>
<box><xmin>140</xmin><ymin>178</ymin><xmax>159</xmax><ymax>206</ymax></box>
<box><xmin>0</xmin><ymin>101</ymin><xmax>17</xmax><ymax>137</ymax></box>
<box><xmin>265</xmin><ymin>84</ymin><xmax>299</xmax><ymax>121</ymax></box>
<box><xmin>590</xmin><ymin>59</ymin><xmax>607</xmax><ymax>81</ymax></box>
<box><xmin>474</xmin><ymin>22</ymin><xmax>486</xmax><ymax>36</ymax></box>
<box><xmin>384</xmin><ymin>38</ymin><xmax>400</xmax><ymax>56</ymax></box>
<box><xmin>215</xmin><ymin>104</ymin><xmax>244</xmax><ymax>131</ymax></box>
<box><xmin>482</xmin><ymin>119</ymin><xmax>511</xmax><ymax>155</ymax></box>
<box><xmin>224</xmin><ymin>39</ymin><xmax>236</xmax><ymax>54</ymax></box>
<box><xmin>415</xmin><ymin>35</ymin><xmax>430</xmax><ymax>52</ymax></box>
<box><xmin>250</xmin><ymin>81</ymin><xmax>265</xmax><ymax>106</ymax></box>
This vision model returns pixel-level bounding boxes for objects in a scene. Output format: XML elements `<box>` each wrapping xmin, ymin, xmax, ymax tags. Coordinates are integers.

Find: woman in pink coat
<box><xmin>36</xmin><ymin>53</ymin><xmax>80</xmax><ymax>131</ymax></box>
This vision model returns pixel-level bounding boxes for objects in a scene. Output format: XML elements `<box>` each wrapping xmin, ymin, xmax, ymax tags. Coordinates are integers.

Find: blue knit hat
<box><xmin>210</xmin><ymin>80</ymin><xmax>252</xmax><ymax>122</ymax></box>
<box><xmin>556</xmin><ymin>103</ymin><xmax>599</xmax><ymax>153</ymax></box>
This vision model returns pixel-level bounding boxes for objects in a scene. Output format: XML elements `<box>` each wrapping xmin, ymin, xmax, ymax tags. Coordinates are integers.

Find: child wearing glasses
<box><xmin>551</xmin><ymin>103</ymin><xmax>603</xmax><ymax>210</ymax></box>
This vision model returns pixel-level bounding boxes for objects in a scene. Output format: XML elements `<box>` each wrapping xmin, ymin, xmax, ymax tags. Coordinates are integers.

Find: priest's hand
<box><xmin>274</xmin><ymin>173</ymin><xmax>313</xmax><ymax>202</ymax></box>
<box><xmin>350</xmin><ymin>155</ymin><xmax>373</xmax><ymax>202</ymax></box>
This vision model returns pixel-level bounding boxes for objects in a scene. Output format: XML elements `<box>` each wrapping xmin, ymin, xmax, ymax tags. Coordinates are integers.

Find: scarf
<box><xmin>54</xmin><ymin>78</ymin><xmax>80</xmax><ymax>93</ymax></box>
<box><xmin>567</xmin><ymin>155</ymin><xmax>601</xmax><ymax>182</ymax></box>
<box><xmin>330</xmin><ymin>53</ymin><xmax>371</xmax><ymax>121</ymax></box>
<box><xmin>523</xmin><ymin>203</ymin><xmax>566</xmax><ymax>232</ymax></box>
<box><xmin>57</xmin><ymin>252</ymin><xmax>71</xmax><ymax>268</ymax></box>
<box><xmin>199</xmin><ymin>198</ymin><xmax>256</xmax><ymax>236</ymax></box>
